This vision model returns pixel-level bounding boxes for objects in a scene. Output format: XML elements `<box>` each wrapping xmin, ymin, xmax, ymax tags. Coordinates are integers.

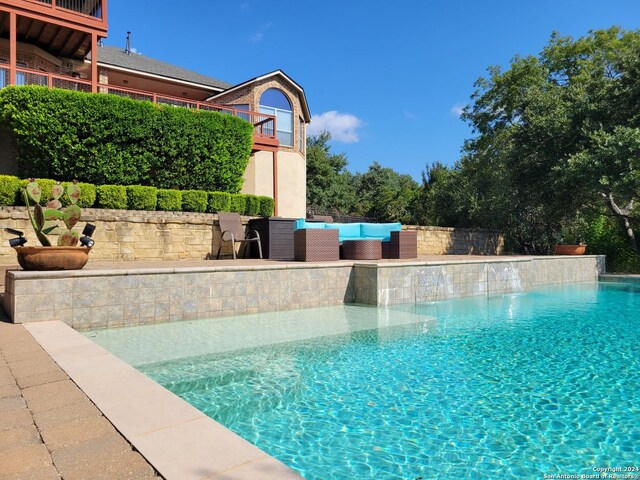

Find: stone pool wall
<box><xmin>4</xmin><ymin>256</ymin><xmax>605</xmax><ymax>328</ymax></box>
<box><xmin>352</xmin><ymin>256</ymin><xmax>606</xmax><ymax>305</ymax></box>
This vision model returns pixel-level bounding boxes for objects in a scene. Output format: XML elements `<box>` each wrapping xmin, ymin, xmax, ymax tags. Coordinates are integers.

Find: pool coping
<box><xmin>24</xmin><ymin>320</ymin><xmax>304</xmax><ymax>480</ymax></box>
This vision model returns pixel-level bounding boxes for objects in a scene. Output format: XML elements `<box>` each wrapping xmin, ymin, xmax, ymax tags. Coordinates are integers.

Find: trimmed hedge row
<box><xmin>0</xmin><ymin>176</ymin><xmax>274</xmax><ymax>216</ymax></box>
<box><xmin>0</xmin><ymin>86</ymin><xmax>253</xmax><ymax>193</ymax></box>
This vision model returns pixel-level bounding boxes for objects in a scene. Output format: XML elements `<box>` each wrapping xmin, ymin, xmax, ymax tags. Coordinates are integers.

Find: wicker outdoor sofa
<box><xmin>293</xmin><ymin>219</ymin><xmax>417</xmax><ymax>261</ymax></box>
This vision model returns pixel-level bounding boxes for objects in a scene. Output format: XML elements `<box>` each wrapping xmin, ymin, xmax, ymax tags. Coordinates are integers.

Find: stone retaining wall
<box><xmin>404</xmin><ymin>225</ymin><xmax>503</xmax><ymax>255</ymax></box>
<box><xmin>0</xmin><ymin>207</ymin><xmax>504</xmax><ymax>263</ymax></box>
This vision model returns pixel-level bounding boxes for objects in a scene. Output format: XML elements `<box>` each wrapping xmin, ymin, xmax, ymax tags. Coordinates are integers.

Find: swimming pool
<box><xmin>87</xmin><ymin>282</ymin><xmax>640</xmax><ymax>479</ymax></box>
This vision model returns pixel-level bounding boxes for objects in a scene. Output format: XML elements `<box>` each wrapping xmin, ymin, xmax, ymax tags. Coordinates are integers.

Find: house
<box><xmin>0</xmin><ymin>0</ymin><xmax>310</xmax><ymax>217</ymax></box>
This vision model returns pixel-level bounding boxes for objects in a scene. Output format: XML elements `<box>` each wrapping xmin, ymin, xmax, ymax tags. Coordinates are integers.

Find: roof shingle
<box><xmin>91</xmin><ymin>45</ymin><xmax>233</xmax><ymax>90</ymax></box>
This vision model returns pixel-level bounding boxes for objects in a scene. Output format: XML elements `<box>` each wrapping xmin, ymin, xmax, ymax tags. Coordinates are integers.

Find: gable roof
<box><xmin>91</xmin><ymin>45</ymin><xmax>233</xmax><ymax>91</ymax></box>
<box><xmin>206</xmin><ymin>70</ymin><xmax>311</xmax><ymax>122</ymax></box>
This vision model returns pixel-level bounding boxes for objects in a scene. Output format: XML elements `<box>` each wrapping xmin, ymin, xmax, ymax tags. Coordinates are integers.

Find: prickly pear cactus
<box><xmin>23</xmin><ymin>179</ymin><xmax>84</xmax><ymax>247</ymax></box>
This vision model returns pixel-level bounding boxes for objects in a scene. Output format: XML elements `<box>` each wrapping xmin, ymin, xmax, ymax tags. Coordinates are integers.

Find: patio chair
<box><xmin>216</xmin><ymin>212</ymin><xmax>263</xmax><ymax>260</ymax></box>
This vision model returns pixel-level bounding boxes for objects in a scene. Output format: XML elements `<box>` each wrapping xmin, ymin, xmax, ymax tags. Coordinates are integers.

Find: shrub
<box><xmin>583</xmin><ymin>215</ymin><xmax>640</xmax><ymax>273</ymax></box>
<box><xmin>157</xmin><ymin>189</ymin><xmax>182</xmax><ymax>211</ymax></box>
<box><xmin>96</xmin><ymin>185</ymin><xmax>127</xmax><ymax>209</ymax></box>
<box><xmin>127</xmin><ymin>185</ymin><xmax>158</xmax><ymax>211</ymax></box>
<box><xmin>244</xmin><ymin>195</ymin><xmax>260</xmax><ymax>216</ymax></box>
<box><xmin>0</xmin><ymin>86</ymin><xmax>253</xmax><ymax>192</ymax></box>
<box><xmin>0</xmin><ymin>175</ymin><xmax>21</xmax><ymax>206</ymax></box>
<box><xmin>182</xmin><ymin>190</ymin><xmax>208</xmax><ymax>212</ymax></box>
<box><xmin>207</xmin><ymin>191</ymin><xmax>231</xmax><ymax>213</ymax></box>
<box><xmin>258</xmin><ymin>196</ymin><xmax>274</xmax><ymax>217</ymax></box>
<box><xmin>229</xmin><ymin>194</ymin><xmax>246</xmax><ymax>214</ymax></box>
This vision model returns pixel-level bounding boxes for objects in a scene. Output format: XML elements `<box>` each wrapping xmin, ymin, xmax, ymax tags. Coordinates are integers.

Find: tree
<box><xmin>460</xmin><ymin>27</ymin><xmax>640</xmax><ymax>256</ymax></box>
<box><xmin>305</xmin><ymin>132</ymin><xmax>356</xmax><ymax>214</ymax></box>
<box><xmin>354</xmin><ymin>162</ymin><xmax>419</xmax><ymax>223</ymax></box>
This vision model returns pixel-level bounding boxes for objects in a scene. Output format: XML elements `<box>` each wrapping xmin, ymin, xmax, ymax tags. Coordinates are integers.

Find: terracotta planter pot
<box><xmin>554</xmin><ymin>244</ymin><xmax>587</xmax><ymax>256</ymax></box>
<box><xmin>13</xmin><ymin>246</ymin><xmax>91</xmax><ymax>271</ymax></box>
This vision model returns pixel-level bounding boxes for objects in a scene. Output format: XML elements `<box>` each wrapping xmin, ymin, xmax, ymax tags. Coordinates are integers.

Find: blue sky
<box><xmin>105</xmin><ymin>0</ymin><xmax>640</xmax><ymax>181</ymax></box>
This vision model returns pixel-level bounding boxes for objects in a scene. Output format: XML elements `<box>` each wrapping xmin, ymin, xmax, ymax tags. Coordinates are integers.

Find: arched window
<box><xmin>259</xmin><ymin>88</ymin><xmax>293</xmax><ymax>147</ymax></box>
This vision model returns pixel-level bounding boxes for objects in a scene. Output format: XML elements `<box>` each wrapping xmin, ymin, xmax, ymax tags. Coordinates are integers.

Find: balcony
<box><xmin>29</xmin><ymin>0</ymin><xmax>103</xmax><ymax>19</ymax></box>
<box><xmin>0</xmin><ymin>0</ymin><xmax>108</xmax><ymax>58</ymax></box>
<box><xmin>0</xmin><ymin>66</ymin><xmax>278</xmax><ymax>150</ymax></box>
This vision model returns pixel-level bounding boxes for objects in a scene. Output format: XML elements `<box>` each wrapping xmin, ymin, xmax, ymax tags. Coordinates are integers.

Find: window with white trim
<box><xmin>259</xmin><ymin>88</ymin><xmax>293</xmax><ymax>147</ymax></box>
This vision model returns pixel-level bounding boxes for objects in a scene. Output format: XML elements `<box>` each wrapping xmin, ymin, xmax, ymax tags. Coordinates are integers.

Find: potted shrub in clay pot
<box><xmin>553</xmin><ymin>226</ymin><xmax>586</xmax><ymax>255</ymax></box>
<box><xmin>7</xmin><ymin>179</ymin><xmax>95</xmax><ymax>270</ymax></box>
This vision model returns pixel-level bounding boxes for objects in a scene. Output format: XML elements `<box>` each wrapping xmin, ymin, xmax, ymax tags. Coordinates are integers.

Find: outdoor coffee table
<box><xmin>341</xmin><ymin>239</ymin><xmax>382</xmax><ymax>260</ymax></box>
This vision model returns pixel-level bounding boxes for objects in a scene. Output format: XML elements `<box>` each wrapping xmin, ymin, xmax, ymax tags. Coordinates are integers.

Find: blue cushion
<box><xmin>360</xmin><ymin>222</ymin><xmax>401</xmax><ymax>242</ymax></box>
<box><xmin>294</xmin><ymin>219</ymin><xmax>326</xmax><ymax>230</ymax></box>
<box><xmin>325</xmin><ymin>223</ymin><xmax>362</xmax><ymax>242</ymax></box>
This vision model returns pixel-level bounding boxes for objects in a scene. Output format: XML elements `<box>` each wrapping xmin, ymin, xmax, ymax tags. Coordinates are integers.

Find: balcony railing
<box><xmin>28</xmin><ymin>0</ymin><xmax>103</xmax><ymax>19</ymax></box>
<box><xmin>0</xmin><ymin>66</ymin><xmax>276</xmax><ymax>141</ymax></box>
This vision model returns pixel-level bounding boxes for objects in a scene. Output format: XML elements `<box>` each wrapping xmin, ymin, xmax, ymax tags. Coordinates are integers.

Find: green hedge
<box><xmin>258</xmin><ymin>196</ymin><xmax>275</xmax><ymax>217</ymax></box>
<box><xmin>157</xmin><ymin>189</ymin><xmax>182</xmax><ymax>211</ymax></box>
<box><xmin>127</xmin><ymin>186</ymin><xmax>158</xmax><ymax>211</ymax></box>
<box><xmin>182</xmin><ymin>190</ymin><xmax>208</xmax><ymax>212</ymax></box>
<box><xmin>96</xmin><ymin>185</ymin><xmax>127</xmax><ymax>209</ymax></box>
<box><xmin>0</xmin><ymin>175</ymin><xmax>21</xmax><ymax>206</ymax></box>
<box><xmin>208</xmin><ymin>192</ymin><xmax>231</xmax><ymax>213</ymax></box>
<box><xmin>2</xmin><ymin>175</ymin><xmax>272</xmax><ymax>217</ymax></box>
<box><xmin>244</xmin><ymin>195</ymin><xmax>260</xmax><ymax>216</ymax></box>
<box><xmin>0</xmin><ymin>86</ymin><xmax>253</xmax><ymax>192</ymax></box>
<box><xmin>229</xmin><ymin>193</ymin><xmax>246</xmax><ymax>214</ymax></box>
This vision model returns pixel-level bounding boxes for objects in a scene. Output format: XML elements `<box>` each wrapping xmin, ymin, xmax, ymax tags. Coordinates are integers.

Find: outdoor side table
<box><xmin>341</xmin><ymin>239</ymin><xmax>382</xmax><ymax>260</ymax></box>
<box><xmin>294</xmin><ymin>229</ymin><xmax>340</xmax><ymax>261</ymax></box>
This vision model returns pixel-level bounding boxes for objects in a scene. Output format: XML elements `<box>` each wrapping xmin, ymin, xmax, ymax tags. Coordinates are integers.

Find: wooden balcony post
<box><xmin>91</xmin><ymin>32</ymin><xmax>98</xmax><ymax>93</ymax></box>
<box><xmin>9</xmin><ymin>11</ymin><xmax>17</xmax><ymax>85</ymax></box>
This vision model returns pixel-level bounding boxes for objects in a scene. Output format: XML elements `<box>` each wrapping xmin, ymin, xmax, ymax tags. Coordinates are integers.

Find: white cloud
<box><xmin>451</xmin><ymin>103</ymin><xmax>465</xmax><ymax>118</ymax></box>
<box><xmin>404</xmin><ymin>110</ymin><xmax>417</xmax><ymax>120</ymax></box>
<box><xmin>240</xmin><ymin>3</ymin><xmax>250</xmax><ymax>12</ymax></box>
<box><xmin>308</xmin><ymin>111</ymin><xmax>364</xmax><ymax>143</ymax></box>
<box><xmin>250</xmin><ymin>22</ymin><xmax>273</xmax><ymax>43</ymax></box>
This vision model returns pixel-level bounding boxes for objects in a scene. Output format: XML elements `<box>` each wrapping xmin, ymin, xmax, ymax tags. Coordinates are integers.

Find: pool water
<box><xmin>87</xmin><ymin>283</ymin><xmax>640</xmax><ymax>479</ymax></box>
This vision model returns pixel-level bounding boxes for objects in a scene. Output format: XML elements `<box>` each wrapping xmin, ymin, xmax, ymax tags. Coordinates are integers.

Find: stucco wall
<box><xmin>1</xmin><ymin>207</ymin><xmax>504</xmax><ymax>264</ymax></box>
<box><xmin>276</xmin><ymin>151</ymin><xmax>306</xmax><ymax>218</ymax></box>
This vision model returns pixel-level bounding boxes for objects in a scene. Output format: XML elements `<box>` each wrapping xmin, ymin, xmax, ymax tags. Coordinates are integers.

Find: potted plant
<box><xmin>553</xmin><ymin>225</ymin><xmax>587</xmax><ymax>255</ymax></box>
<box><xmin>7</xmin><ymin>179</ymin><xmax>95</xmax><ymax>270</ymax></box>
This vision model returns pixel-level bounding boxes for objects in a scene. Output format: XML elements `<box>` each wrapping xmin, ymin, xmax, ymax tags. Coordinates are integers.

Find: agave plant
<box><xmin>23</xmin><ymin>179</ymin><xmax>82</xmax><ymax>247</ymax></box>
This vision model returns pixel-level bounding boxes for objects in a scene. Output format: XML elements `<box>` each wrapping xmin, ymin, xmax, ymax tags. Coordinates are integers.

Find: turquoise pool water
<box><xmin>87</xmin><ymin>283</ymin><xmax>640</xmax><ymax>479</ymax></box>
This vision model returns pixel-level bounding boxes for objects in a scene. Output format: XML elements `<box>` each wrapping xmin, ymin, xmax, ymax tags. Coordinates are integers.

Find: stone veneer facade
<box><xmin>4</xmin><ymin>256</ymin><xmax>605</xmax><ymax>328</ymax></box>
<box><xmin>0</xmin><ymin>208</ymin><xmax>504</xmax><ymax>263</ymax></box>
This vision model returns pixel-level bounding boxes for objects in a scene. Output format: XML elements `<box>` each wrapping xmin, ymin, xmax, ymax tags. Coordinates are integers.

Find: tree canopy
<box><xmin>304</xmin><ymin>27</ymin><xmax>640</xmax><ymax>270</ymax></box>
<box><xmin>451</xmin><ymin>26</ymin><xmax>640</xmax><ymax>257</ymax></box>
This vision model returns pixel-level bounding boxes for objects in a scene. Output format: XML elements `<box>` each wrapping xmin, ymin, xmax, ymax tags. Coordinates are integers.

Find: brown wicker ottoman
<box><xmin>382</xmin><ymin>230</ymin><xmax>418</xmax><ymax>259</ymax></box>
<box><xmin>294</xmin><ymin>229</ymin><xmax>340</xmax><ymax>261</ymax></box>
<box><xmin>342</xmin><ymin>239</ymin><xmax>382</xmax><ymax>260</ymax></box>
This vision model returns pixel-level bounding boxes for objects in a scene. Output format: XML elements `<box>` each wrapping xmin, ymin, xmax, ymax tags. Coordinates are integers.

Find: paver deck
<box><xmin>0</xmin><ymin>314</ymin><xmax>161</xmax><ymax>480</ymax></box>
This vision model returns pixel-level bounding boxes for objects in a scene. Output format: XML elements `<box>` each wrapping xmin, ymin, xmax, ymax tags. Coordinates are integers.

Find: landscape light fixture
<box><xmin>79</xmin><ymin>223</ymin><xmax>96</xmax><ymax>248</ymax></box>
<box><xmin>5</xmin><ymin>228</ymin><xmax>27</xmax><ymax>247</ymax></box>
<box><xmin>82</xmin><ymin>224</ymin><xmax>96</xmax><ymax>237</ymax></box>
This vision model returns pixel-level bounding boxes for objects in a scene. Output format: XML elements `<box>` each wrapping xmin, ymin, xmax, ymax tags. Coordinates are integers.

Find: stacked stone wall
<box><xmin>0</xmin><ymin>207</ymin><xmax>504</xmax><ymax>263</ymax></box>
